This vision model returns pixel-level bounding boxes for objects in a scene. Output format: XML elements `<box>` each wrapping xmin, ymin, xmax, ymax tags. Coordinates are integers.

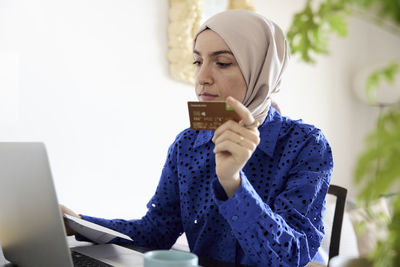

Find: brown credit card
<box><xmin>187</xmin><ymin>101</ymin><xmax>241</xmax><ymax>130</ymax></box>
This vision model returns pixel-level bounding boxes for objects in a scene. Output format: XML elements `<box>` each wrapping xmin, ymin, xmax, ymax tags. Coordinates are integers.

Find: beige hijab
<box><xmin>194</xmin><ymin>10</ymin><xmax>289</xmax><ymax>125</ymax></box>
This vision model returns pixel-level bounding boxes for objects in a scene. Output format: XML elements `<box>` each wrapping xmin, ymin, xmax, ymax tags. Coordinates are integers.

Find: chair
<box><xmin>326</xmin><ymin>184</ymin><xmax>348</xmax><ymax>263</ymax></box>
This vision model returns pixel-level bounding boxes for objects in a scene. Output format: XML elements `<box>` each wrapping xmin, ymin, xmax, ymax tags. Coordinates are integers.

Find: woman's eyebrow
<box><xmin>193</xmin><ymin>50</ymin><xmax>234</xmax><ymax>57</ymax></box>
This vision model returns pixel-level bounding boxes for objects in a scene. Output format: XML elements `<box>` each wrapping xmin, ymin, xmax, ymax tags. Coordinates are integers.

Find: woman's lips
<box><xmin>199</xmin><ymin>93</ymin><xmax>219</xmax><ymax>101</ymax></box>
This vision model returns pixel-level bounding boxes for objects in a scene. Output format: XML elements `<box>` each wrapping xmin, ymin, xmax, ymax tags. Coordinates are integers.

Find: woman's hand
<box><xmin>212</xmin><ymin>96</ymin><xmax>260</xmax><ymax>198</ymax></box>
<box><xmin>60</xmin><ymin>204</ymin><xmax>81</xmax><ymax>236</ymax></box>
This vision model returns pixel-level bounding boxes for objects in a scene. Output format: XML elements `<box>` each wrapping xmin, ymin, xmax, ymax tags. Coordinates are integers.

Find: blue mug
<box><xmin>144</xmin><ymin>250</ymin><xmax>199</xmax><ymax>267</ymax></box>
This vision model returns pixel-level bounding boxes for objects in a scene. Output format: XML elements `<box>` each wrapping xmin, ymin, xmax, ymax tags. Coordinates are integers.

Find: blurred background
<box><xmin>0</xmin><ymin>0</ymin><xmax>399</xmax><ymax>220</ymax></box>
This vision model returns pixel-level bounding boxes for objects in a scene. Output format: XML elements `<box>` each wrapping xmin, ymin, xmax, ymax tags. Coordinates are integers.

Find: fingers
<box><xmin>212</xmin><ymin>96</ymin><xmax>260</xmax><ymax>185</ymax></box>
<box><xmin>214</xmin><ymin>139</ymin><xmax>252</xmax><ymax>161</ymax></box>
<box><xmin>213</xmin><ymin>120</ymin><xmax>260</xmax><ymax>146</ymax></box>
<box><xmin>213</xmin><ymin>96</ymin><xmax>259</xmax><ymax>143</ymax></box>
<box><xmin>212</xmin><ymin>120</ymin><xmax>260</xmax><ymax>167</ymax></box>
<box><xmin>213</xmin><ymin>129</ymin><xmax>257</xmax><ymax>151</ymax></box>
<box><xmin>226</xmin><ymin>96</ymin><xmax>256</xmax><ymax>127</ymax></box>
<box><xmin>60</xmin><ymin>204</ymin><xmax>81</xmax><ymax>236</ymax></box>
<box><xmin>60</xmin><ymin>204</ymin><xmax>81</xmax><ymax>219</ymax></box>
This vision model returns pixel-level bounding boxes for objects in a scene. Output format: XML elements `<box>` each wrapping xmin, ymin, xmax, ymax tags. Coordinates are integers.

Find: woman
<box><xmin>63</xmin><ymin>10</ymin><xmax>332</xmax><ymax>266</ymax></box>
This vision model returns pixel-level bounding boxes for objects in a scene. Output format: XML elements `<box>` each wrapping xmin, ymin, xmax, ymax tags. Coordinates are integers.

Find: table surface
<box><xmin>0</xmin><ymin>238</ymin><xmax>326</xmax><ymax>267</ymax></box>
<box><xmin>120</xmin><ymin>244</ymin><xmax>249</xmax><ymax>267</ymax></box>
<box><xmin>0</xmin><ymin>238</ymin><xmax>249</xmax><ymax>267</ymax></box>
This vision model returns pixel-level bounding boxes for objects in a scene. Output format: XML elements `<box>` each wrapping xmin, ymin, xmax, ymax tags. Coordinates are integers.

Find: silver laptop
<box><xmin>0</xmin><ymin>142</ymin><xmax>143</xmax><ymax>267</ymax></box>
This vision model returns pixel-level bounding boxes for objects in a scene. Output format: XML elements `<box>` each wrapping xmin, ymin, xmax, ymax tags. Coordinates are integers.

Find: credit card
<box><xmin>187</xmin><ymin>101</ymin><xmax>240</xmax><ymax>130</ymax></box>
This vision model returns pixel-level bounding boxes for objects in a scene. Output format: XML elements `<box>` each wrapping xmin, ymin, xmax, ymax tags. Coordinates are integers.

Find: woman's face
<box><xmin>193</xmin><ymin>30</ymin><xmax>247</xmax><ymax>102</ymax></box>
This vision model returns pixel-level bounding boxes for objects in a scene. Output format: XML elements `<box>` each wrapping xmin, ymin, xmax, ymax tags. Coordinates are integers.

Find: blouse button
<box><xmin>232</xmin><ymin>215</ymin><xmax>238</xmax><ymax>221</ymax></box>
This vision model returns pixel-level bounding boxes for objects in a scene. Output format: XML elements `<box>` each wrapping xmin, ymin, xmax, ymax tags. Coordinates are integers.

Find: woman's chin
<box><xmin>199</xmin><ymin>96</ymin><xmax>223</xmax><ymax>102</ymax></box>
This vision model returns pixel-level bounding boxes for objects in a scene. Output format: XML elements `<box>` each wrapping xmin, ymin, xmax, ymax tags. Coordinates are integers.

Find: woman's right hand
<box><xmin>60</xmin><ymin>204</ymin><xmax>81</xmax><ymax>236</ymax></box>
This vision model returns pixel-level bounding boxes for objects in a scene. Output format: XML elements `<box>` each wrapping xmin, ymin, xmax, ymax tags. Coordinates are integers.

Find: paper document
<box><xmin>64</xmin><ymin>214</ymin><xmax>133</xmax><ymax>244</ymax></box>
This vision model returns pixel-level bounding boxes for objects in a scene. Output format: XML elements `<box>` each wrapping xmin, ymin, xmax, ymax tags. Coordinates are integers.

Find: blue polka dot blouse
<box><xmin>80</xmin><ymin>107</ymin><xmax>333</xmax><ymax>266</ymax></box>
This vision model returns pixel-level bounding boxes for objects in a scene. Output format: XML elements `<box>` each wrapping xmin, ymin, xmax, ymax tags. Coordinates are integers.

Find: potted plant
<box><xmin>287</xmin><ymin>1</ymin><xmax>400</xmax><ymax>266</ymax></box>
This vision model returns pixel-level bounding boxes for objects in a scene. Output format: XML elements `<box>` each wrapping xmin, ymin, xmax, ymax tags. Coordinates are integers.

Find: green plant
<box><xmin>287</xmin><ymin>0</ymin><xmax>400</xmax><ymax>63</ymax></box>
<box><xmin>287</xmin><ymin>0</ymin><xmax>349</xmax><ymax>63</ymax></box>
<box><xmin>354</xmin><ymin>94</ymin><xmax>400</xmax><ymax>267</ymax></box>
<box><xmin>366</xmin><ymin>63</ymin><xmax>399</xmax><ymax>104</ymax></box>
<box><xmin>287</xmin><ymin>1</ymin><xmax>400</xmax><ymax>266</ymax></box>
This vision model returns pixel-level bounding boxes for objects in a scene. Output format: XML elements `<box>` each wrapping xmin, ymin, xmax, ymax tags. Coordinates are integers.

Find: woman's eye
<box><xmin>193</xmin><ymin>60</ymin><xmax>201</xmax><ymax>65</ymax></box>
<box><xmin>217</xmin><ymin>62</ymin><xmax>232</xmax><ymax>68</ymax></box>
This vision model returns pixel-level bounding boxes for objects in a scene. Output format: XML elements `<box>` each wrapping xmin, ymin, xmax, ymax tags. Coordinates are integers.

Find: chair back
<box><xmin>327</xmin><ymin>184</ymin><xmax>348</xmax><ymax>262</ymax></box>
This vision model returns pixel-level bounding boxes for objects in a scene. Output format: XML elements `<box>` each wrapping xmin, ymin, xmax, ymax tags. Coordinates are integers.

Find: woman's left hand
<box><xmin>212</xmin><ymin>96</ymin><xmax>260</xmax><ymax>198</ymax></box>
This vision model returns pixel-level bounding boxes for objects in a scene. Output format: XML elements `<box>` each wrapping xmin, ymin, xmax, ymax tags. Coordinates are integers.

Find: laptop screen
<box><xmin>0</xmin><ymin>142</ymin><xmax>73</xmax><ymax>267</ymax></box>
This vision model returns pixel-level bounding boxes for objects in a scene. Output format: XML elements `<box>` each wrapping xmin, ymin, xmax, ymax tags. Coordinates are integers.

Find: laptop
<box><xmin>0</xmin><ymin>142</ymin><xmax>144</xmax><ymax>267</ymax></box>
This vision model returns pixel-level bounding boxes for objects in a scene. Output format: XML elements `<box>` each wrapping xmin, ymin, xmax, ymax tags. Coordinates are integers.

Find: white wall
<box><xmin>255</xmin><ymin>1</ymin><xmax>400</xmax><ymax>199</ymax></box>
<box><xmin>0</xmin><ymin>0</ymin><xmax>194</xmax><ymax>218</ymax></box>
<box><xmin>1</xmin><ymin>0</ymin><xmax>399</xmax><ymax>220</ymax></box>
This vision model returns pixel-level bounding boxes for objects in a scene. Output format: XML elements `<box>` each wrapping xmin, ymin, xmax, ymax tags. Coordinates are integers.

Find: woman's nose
<box><xmin>196</xmin><ymin>64</ymin><xmax>213</xmax><ymax>85</ymax></box>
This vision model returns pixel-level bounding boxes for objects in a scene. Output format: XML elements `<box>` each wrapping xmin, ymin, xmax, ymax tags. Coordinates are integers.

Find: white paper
<box><xmin>64</xmin><ymin>214</ymin><xmax>133</xmax><ymax>244</ymax></box>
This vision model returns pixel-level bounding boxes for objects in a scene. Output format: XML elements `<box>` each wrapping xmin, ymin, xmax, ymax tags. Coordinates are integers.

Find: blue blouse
<box><xmin>80</xmin><ymin>107</ymin><xmax>333</xmax><ymax>266</ymax></box>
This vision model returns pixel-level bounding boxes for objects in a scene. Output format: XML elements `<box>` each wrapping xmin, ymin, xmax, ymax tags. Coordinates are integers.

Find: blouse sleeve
<box><xmin>212</xmin><ymin>129</ymin><xmax>333</xmax><ymax>266</ymax></box>
<box><xmin>79</xmin><ymin>140</ymin><xmax>184</xmax><ymax>249</ymax></box>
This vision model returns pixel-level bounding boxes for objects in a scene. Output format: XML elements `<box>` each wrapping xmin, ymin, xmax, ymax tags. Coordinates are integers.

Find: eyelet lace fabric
<box><xmin>80</xmin><ymin>107</ymin><xmax>333</xmax><ymax>267</ymax></box>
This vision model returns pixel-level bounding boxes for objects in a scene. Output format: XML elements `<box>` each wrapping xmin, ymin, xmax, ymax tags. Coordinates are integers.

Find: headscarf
<box><xmin>194</xmin><ymin>10</ymin><xmax>290</xmax><ymax>125</ymax></box>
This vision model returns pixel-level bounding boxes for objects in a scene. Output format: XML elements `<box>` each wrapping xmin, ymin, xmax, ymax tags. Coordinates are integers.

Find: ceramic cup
<box><xmin>144</xmin><ymin>250</ymin><xmax>199</xmax><ymax>267</ymax></box>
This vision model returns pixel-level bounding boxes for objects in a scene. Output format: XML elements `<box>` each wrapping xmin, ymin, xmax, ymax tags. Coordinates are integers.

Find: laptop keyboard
<box><xmin>71</xmin><ymin>251</ymin><xmax>113</xmax><ymax>267</ymax></box>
